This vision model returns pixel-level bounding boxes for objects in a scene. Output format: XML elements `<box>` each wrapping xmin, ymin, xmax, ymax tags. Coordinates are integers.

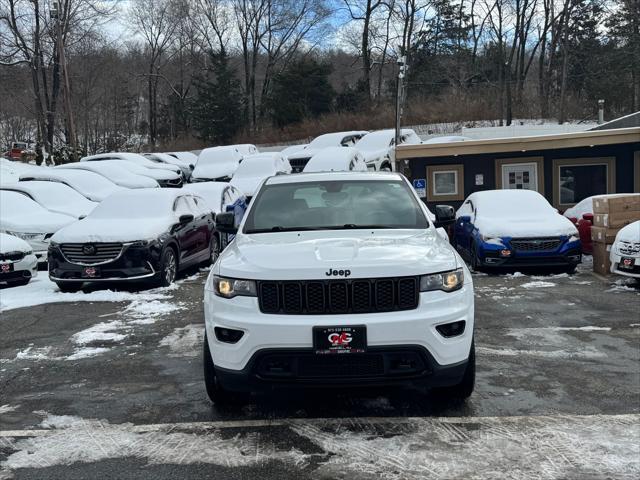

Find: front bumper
<box><xmin>204</xmin><ymin>280</ymin><xmax>474</xmax><ymax>374</ymax></box>
<box><xmin>48</xmin><ymin>244</ymin><xmax>162</xmax><ymax>282</ymax></box>
<box><xmin>478</xmin><ymin>238</ymin><xmax>581</xmax><ymax>268</ymax></box>
<box><xmin>0</xmin><ymin>253</ymin><xmax>38</xmax><ymax>285</ymax></box>
<box><xmin>610</xmin><ymin>251</ymin><xmax>640</xmax><ymax>278</ymax></box>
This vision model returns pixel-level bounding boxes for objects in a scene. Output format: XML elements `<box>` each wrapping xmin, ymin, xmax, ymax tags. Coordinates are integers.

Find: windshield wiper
<box><xmin>339</xmin><ymin>224</ymin><xmax>393</xmax><ymax>229</ymax></box>
<box><xmin>244</xmin><ymin>226</ymin><xmax>318</xmax><ymax>233</ymax></box>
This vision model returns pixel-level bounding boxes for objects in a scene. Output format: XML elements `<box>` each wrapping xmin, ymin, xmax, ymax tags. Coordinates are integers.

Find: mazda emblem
<box><xmin>83</xmin><ymin>244</ymin><xmax>96</xmax><ymax>255</ymax></box>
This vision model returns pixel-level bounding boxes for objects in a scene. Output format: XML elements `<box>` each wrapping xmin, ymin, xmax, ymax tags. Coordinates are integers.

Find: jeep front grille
<box><xmin>257</xmin><ymin>277</ymin><xmax>419</xmax><ymax>315</ymax></box>
<box><xmin>510</xmin><ymin>237</ymin><xmax>561</xmax><ymax>252</ymax></box>
<box><xmin>60</xmin><ymin>243</ymin><xmax>123</xmax><ymax>265</ymax></box>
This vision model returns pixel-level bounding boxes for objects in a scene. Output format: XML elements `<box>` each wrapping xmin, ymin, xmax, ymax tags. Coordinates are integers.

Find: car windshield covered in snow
<box><xmin>474</xmin><ymin>190</ymin><xmax>555</xmax><ymax>218</ymax></box>
<box><xmin>88</xmin><ymin>192</ymin><xmax>177</xmax><ymax>219</ymax></box>
<box><xmin>243</xmin><ymin>179</ymin><xmax>428</xmax><ymax>233</ymax></box>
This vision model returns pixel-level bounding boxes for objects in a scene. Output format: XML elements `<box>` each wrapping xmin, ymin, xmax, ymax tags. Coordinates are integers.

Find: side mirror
<box><xmin>434</xmin><ymin>205</ymin><xmax>455</xmax><ymax>228</ymax></box>
<box><xmin>216</xmin><ymin>211</ymin><xmax>237</xmax><ymax>234</ymax></box>
<box><xmin>179</xmin><ymin>214</ymin><xmax>194</xmax><ymax>225</ymax></box>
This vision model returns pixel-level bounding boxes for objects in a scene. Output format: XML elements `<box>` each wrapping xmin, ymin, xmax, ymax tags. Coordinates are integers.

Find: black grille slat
<box><xmin>289</xmin><ymin>157</ymin><xmax>311</xmax><ymax>173</ymax></box>
<box><xmin>60</xmin><ymin>243</ymin><xmax>123</xmax><ymax>265</ymax></box>
<box><xmin>510</xmin><ymin>237</ymin><xmax>561</xmax><ymax>252</ymax></box>
<box><xmin>257</xmin><ymin>276</ymin><xmax>419</xmax><ymax>315</ymax></box>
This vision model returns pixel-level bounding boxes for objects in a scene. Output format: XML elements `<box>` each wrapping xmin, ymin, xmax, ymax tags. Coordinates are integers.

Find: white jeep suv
<box><xmin>203</xmin><ymin>172</ymin><xmax>475</xmax><ymax>403</ymax></box>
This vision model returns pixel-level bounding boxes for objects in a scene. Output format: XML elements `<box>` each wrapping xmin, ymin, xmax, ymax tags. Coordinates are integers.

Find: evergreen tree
<box><xmin>266</xmin><ymin>58</ymin><xmax>335</xmax><ymax>127</ymax></box>
<box><xmin>191</xmin><ymin>52</ymin><xmax>243</xmax><ymax>144</ymax></box>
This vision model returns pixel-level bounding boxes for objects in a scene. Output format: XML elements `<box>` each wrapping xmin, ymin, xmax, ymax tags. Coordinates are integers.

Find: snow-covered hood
<box><xmin>0</xmin><ymin>232</ymin><xmax>32</xmax><ymax>253</ymax></box>
<box><xmin>1</xmin><ymin>211</ymin><xmax>74</xmax><ymax>234</ymax></box>
<box><xmin>51</xmin><ymin>217</ymin><xmax>171</xmax><ymax>244</ymax></box>
<box><xmin>475</xmin><ymin>214</ymin><xmax>578</xmax><ymax>238</ymax></box>
<box><xmin>615</xmin><ymin>221</ymin><xmax>640</xmax><ymax>243</ymax></box>
<box><xmin>230</xmin><ymin>175</ymin><xmax>267</xmax><ymax>197</ymax></box>
<box><xmin>192</xmin><ymin>162</ymin><xmax>237</xmax><ymax>180</ymax></box>
<box><xmin>218</xmin><ymin>229</ymin><xmax>458</xmax><ymax>280</ymax></box>
<box><xmin>361</xmin><ymin>148</ymin><xmax>388</xmax><ymax>163</ymax></box>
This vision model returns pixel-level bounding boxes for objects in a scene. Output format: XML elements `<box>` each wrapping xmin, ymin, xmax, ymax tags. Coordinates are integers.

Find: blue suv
<box><xmin>453</xmin><ymin>190</ymin><xmax>582</xmax><ymax>271</ymax></box>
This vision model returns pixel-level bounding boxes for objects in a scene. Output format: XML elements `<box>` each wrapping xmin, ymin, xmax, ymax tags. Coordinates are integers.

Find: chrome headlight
<box><xmin>420</xmin><ymin>268</ymin><xmax>464</xmax><ymax>293</ymax></box>
<box><xmin>211</xmin><ymin>275</ymin><xmax>257</xmax><ymax>298</ymax></box>
<box><xmin>4</xmin><ymin>231</ymin><xmax>45</xmax><ymax>241</ymax></box>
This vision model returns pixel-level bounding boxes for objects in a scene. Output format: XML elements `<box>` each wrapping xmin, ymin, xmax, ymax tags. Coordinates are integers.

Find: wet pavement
<box><xmin>1</xmin><ymin>263</ymin><xmax>639</xmax><ymax>479</ymax></box>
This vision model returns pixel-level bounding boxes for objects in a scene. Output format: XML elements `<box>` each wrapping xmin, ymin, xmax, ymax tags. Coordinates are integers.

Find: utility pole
<box><xmin>394</xmin><ymin>53</ymin><xmax>407</xmax><ymax>170</ymax></box>
<box><xmin>51</xmin><ymin>2</ymin><xmax>77</xmax><ymax>163</ymax></box>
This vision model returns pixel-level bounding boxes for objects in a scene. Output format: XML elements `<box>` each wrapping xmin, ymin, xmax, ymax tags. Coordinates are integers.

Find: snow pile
<box><xmin>123</xmin><ymin>299</ymin><xmax>185</xmax><ymax>325</ymax></box>
<box><xmin>0</xmin><ymin>404</ymin><xmax>19</xmax><ymax>414</ymax></box>
<box><xmin>159</xmin><ymin>324</ymin><xmax>204</xmax><ymax>357</ymax></box>
<box><xmin>0</xmin><ymin>277</ymin><xmax>173</xmax><ymax>313</ymax></box>
<box><xmin>15</xmin><ymin>346</ymin><xmax>53</xmax><ymax>361</ymax></box>
<box><xmin>521</xmin><ymin>281</ymin><xmax>556</xmax><ymax>289</ymax></box>
<box><xmin>66</xmin><ymin>347</ymin><xmax>110</xmax><ymax>361</ymax></box>
<box><xmin>71</xmin><ymin>321</ymin><xmax>128</xmax><ymax>346</ymax></box>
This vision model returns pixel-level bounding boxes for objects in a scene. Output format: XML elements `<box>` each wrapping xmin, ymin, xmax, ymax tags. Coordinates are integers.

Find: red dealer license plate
<box><xmin>81</xmin><ymin>266</ymin><xmax>100</xmax><ymax>278</ymax></box>
<box><xmin>0</xmin><ymin>263</ymin><xmax>14</xmax><ymax>274</ymax></box>
<box><xmin>620</xmin><ymin>257</ymin><xmax>635</xmax><ymax>270</ymax></box>
<box><xmin>313</xmin><ymin>326</ymin><xmax>367</xmax><ymax>355</ymax></box>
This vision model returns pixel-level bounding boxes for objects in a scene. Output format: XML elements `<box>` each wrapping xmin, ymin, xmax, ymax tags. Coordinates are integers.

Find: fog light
<box><xmin>436</xmin><ymin>320</ymin><xmax>466</xmax><ymax>338</ymax></box>
<box><xmin>214</xmin><ymin>327</ymin><xmax>244</xmax><ymax>344</ymax></box>
<box><xmin>500</xmin><ymin>249</ymin><xmax>511</xmax><ymax>257</ymax></box>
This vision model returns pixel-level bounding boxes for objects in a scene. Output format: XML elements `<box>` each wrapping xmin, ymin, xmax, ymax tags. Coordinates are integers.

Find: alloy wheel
<box><xmin>164</xmin><ymin>249</ymin><xmax>177</xmax><ymax>284</ymax></box>
<box><xmin>210</xmin><ymin>236</ymin><xmax>220</xmax><ymax>264</ymax></box>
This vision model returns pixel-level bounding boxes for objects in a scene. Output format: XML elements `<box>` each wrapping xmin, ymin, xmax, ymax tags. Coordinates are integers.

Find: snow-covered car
<box><xmin>356</xmin><ymin>129</ymin><xmax>421</xmax><ymax>171</ymax></box>
<box><xmin>0</xmin><ymin>191</ymin><xmax>75</xmax><ymax>263</ymax></box>
<box><xmin>19</xmin><ymin>169</ymin><xmax>125</xmax><ymax>202</ymax></box>
<box><xmin>563</xmin><ymin>194</ymin><xmax>640</xmax><ymax>255</ymax></box>
<box><xmin>167</xmin><ymin>151</ymin><xmax>198</xmax><ymax>167</ymax></box>
<box><xmin>144</xmin><ymin>152</ymin><xmax>193</xmax><ymax>180</ymax></box>
<box><xmin>610</xmin><ymin>221</ymin><xmax>640</xmax><ymax>279</ymax></box>
<box><xmin>233</xmin><ymin>144</ymin><xmax>259</xmax><ymax>156</ymax></box>
<box><xmin>302</xmin><ymin>147</ymin><xmax>367</xmax><ymax>173</ymax></box>
<box><xmin>454</xmin><ymin>190</ymin><xmax>581</xmax><ymax>271</ymax></box>
<box><xmin>0</xmin><ymin>233</ymin><xmax>38</xmax><ymax>287</ymax></box>
<box><xmin>0</xmin><ymin>181</ymin><xmax>98</xmax><ymax>219</ymax></box>
<box><xmin>230</xmin><ymin>152</ymin><xmax>291</xmax><ymax>200</ymax></box>
<box><xmin>191</xmin><ymin>146</ymin><xmax>243</xmax><ymax>182</ymax></box>
<box><xmin>48</xmin><ymin>189</ymin><xmax>219</xmax><ymax>292</ymax></box>
<box><xmin>81</xmin><ymin>152</ymin><xmax>183</xmax><ymax>177</ymax></box>
<box><xmin>0</xmin><ymin>158</ymin><xmax>46</xmax><ymax>183</ymax></box>
<box><xmin>183</xmin><ymin>182</ymin><xmax>248</xmax><ymax>250</ymax></box>
<box><xmin>203</xmin><ymin>172</ymin><xmax>474</xmax><ymax>404</ymax></box>
<box><xmin>280</xmin><ymin>144</ymin><xmax>308</xmax><ymax>158</ymax></box>
<box><xmin>287</xmin><ymin>131</ymin><xmax>368</xmax><ymax>173</ymax></box>
<box><xmin>54</xmin><ymin>162</ymin><xmax>159</xmax><ymax>189</ymax></box>
<box><xmin>73</xmin><ymin>159</ymin><xmax>181</xmax><ymax>188</ymax></box>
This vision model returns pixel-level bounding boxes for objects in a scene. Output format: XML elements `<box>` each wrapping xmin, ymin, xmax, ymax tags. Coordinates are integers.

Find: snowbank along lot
<box><xmin>0</xmin><ymin>260</ymin><xmax>639</xmax><ymax>479</ymax></box>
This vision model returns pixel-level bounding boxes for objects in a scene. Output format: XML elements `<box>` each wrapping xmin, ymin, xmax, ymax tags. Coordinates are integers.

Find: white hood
<box><xmin>1</xmin><ymin>211</ymin><xmax>74</xmax><ymax>234</ymax></box>
<box><xmin>615</xmin><ymin>221</ymin><xmax>640</xmax><ymax>243</ymax></box>
<box><xmin>362</xmin><ymin>148</ymin><xmax>388</xmax><ymax>163</ymax></box>
<box><xmin>475</xmin><ymin>214</ymin><xmax>578</xmax><ymax>238</ymax></box>
<box><xmin>230</xmin><ymin>175</ymin><xmax>265</xmax><ymax>197</ymax></box>
<box><xmin>0</xmin><ymin>233</ymin><xmax>32</xmax><ymax>253</ymax></box>
<box><xmin>51</xmin><ymin>217</ymin><xmax>171</xmax><ymax>244</ymax></box>
<box><xmin>218</xmin><ymin>229</ymin><xmax>458</xmax><ymax>280</ymax></box>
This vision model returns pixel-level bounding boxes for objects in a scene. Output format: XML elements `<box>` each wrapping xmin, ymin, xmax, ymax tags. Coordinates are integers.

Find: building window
<box><xmin>494</xmin><ymin>157</ymin><xmax>544</xmax><ymax>195</ymax></box>
<box><xmin>552</xmin><ymin>157</ymin><xmax>616</xmax><ymax>208</ymax></box>
<box><xmin>427</xmin><ymin>165</ymin><xmax>464</xmax><ymax>202</ymax></box>
<box><xmin>559</xmin><ymin>164</ymin><xmax>607</xmax><ymax>204</ymax></box>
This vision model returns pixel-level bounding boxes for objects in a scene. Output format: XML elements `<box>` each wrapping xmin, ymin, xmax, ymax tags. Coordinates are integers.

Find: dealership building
<box><xmin>395</xmin><ymin>125</ymin><xmax>640</xmax><ymax>212</ymax></box>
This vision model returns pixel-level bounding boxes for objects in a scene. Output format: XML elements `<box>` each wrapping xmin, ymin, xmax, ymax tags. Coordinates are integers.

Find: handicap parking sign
<box><xmin>413</xmin><ymin>178</ymin><xmax>426</xmax><ymax>198</ymax></box>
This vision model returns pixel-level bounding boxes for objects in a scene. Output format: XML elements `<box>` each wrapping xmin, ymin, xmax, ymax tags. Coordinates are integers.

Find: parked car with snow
<box><xmin>167</xmin><ymin>151</ymin><xmax>198</xmax><ymax>167</ymax></box>
<box><xmin>356</xmin><ymin>129</ymin><xmax>421</xmax><ymax>171</ymax></box>
<box><xmin>19</xmin><ymin>169</ymin><xmax>125</xmax><ymax>202</ymax></box>
<box><xmin>302</xmin><ymin>147</ymin><xmax>367</xmax><ymax>173</ymax></box>
<box><xmin>233</xmin><ymin>144</ymin><xmax>259</xmax><ymax>156</ymax></box>
<box><xmin>48</xmin><ymin>189</ymin><xmax>218</xmax><ymax>291</ymax></box>
<box><xmin>72</xmin><ymin>159</ymin><xmax>181</xmax><ymax>188</ymax></box>
<box><xmin>81</xmin><ymin>152</ymin><xmax>183</xmax><ymax>178</ymax></box>
<box><xmin>203</xmin><ymin>172</ymin><xmax>474</xmax><ymax>404</ymax></box>
<box><xmin>0</xmin><ymin>158</ymin><xmax>45</xmax><ymax>183</ymax></box>
<box><xmin>287</xmin><ymin>131</ymin><xmax>368</xmax><ymax>173</ymax></box>
<box><xmin>191</xmin><ymin>146</ymin><xmax>243</xmax><ymax>182</ymax></box>
<box><xmin>144</xmin><ymin>152</ymin><xmax>193</xmax><ymax>180</ymax></box>
<box><xmin>0</xmin><ymin>233</ymin><xmax>38</xmax><ymax>287</ymax></box>
<box><xmin>454</xmin><ymin>190</ymin><xmax>581</xmax><ymax>271</ymax></box>
<box><xmin>54</xmin><ymin>162</ymin><xmax>159</xmax><ymax>189</ymax></box>
<box><xmin>0</xmin><ymin>191</ymin><xmax>75</xmax><ymax>263</ymax></box>
<box><xmin>183</xmin><ymin>182</ymin><xmax>247</xmax><ymax>250</ymax></box>
<box><xmin>230</xmin><ymin>152</ymin><xmax>291</xmax><ymax>200</ymax></box>
<box><xmin>610</xmin><ymin>221</ymin><xmax>640</xmax><ymax>279</ymax></box>
<box><xmin>0</xmin><ymin>181</ymin><xmax>98</xmax><ymax>219</ymax></box>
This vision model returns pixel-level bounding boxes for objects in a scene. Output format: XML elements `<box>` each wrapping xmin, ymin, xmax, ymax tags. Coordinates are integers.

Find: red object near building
<box><xmin>567</xmin><ymin>213</ymin><xmax>594</xmax><ymax>255</ymax></box>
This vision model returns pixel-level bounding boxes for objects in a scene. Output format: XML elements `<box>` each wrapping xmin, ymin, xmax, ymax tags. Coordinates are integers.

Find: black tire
<box><xmin>443</xmin><ymin>340</ymin><xmax>475</xmax><ymax>400</ymax></box>
<box><xmin>203</xmin><ymin>333</ymin><xmax>248</xmax><ymax>406</ymax></box>
<box><xmin>380</xmin><ymin>162</ymin><xmax>392</xmax><ymax>172</ymax></box>
<box><xmin>208</xmin><ymin>234</ymin><xmax>220</xmax><ymax>266</ymax></box>
<box><xmin>154</xmin><ymin>246</ymin><xmax>178</xmax><ymax>287</ymax></box>
<box><xmin>470</xmin><ymin>243</ymin><xmax>480</xmax><ymax>272</ymax></box>
<box><xmin>56</xmin><ymin>281</ymin><xmax>83</xmax><ymax>293</ymax></box>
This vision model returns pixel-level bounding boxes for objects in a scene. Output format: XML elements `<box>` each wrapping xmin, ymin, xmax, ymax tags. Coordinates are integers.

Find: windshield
<box><xmin>243</xmin><ymin>179</ymin><xmax>428</xmax><ymax>233</ymax></box>
<box><xmin>234</xmin><ymin>157</ymin><xmax>275</xmax><ymax>177</ymax></box>
<box><xmin>356</xmin><ymin>132</ymin><xmax>392</xmax><ymax>151</ymax></box>
<box><xmin>89</xmin><ymin>194</ymin><xmax>172</xmax><ymax>219</ymax></box>
<box><xmin>477</xmin><ymin>191</ymin><xmax>554</xmax><ymax>217</ymax></box>
<box><xmin>0</xmin><ymin>191</ymin><xmax>43</xmax><ymax>214</ymax></box>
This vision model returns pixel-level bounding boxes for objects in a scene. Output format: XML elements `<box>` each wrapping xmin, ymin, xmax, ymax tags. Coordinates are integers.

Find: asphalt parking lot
<box><xmin>0</xmin><ymin>262</ymin><xmax>639</xmax><ymax>479</ymax></box>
